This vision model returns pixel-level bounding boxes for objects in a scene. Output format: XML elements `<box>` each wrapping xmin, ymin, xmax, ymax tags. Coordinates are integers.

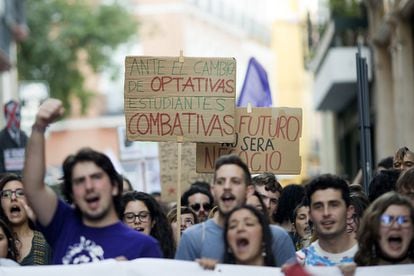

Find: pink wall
<box><xmin>45</xmin><ymin>128</ymin><xmax>119</xmax><ymax>167</ymax></box>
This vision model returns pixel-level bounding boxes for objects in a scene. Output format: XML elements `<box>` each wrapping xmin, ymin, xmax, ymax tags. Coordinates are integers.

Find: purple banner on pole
<box><xmin>237</xmin><ymin>57</ymin><xmax>272</xmax><ymax>107</ymax></box>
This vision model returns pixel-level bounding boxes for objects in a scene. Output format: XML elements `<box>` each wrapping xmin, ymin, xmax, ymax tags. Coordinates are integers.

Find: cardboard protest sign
<box><xmin>196</xmin><ymin>107</ymin><xmax>302</xmax><ymax>174</ymax></box>
<box><xmin>124</xmin><ymin>56</ymin><xmax>236</xmax><ymax>143</ymax></box>
<box><xmin>159</xmin><ymin>141</ymin><xmax>213</xmax><ymax>203</ymax></box>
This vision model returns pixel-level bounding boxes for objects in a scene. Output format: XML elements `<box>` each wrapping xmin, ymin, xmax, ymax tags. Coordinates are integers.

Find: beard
<box><xmin>217</xmin><ymin>202</ymin><xmax>237</xmax><ymax>217</ymax></box>
<box><xmin>78</xmin><ymin>204</ymin><xmax>113</xmax><ymax>223</ymax></box>
<box><xmin>316</xmin><ymin>223</ymin><xmax>346</xmax><ymax>240</ymax></box>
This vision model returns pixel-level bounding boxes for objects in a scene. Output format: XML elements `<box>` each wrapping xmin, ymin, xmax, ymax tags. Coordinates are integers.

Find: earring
<box><xmin>262</xmin><ymin>242</ymin><xmax>266</xmax><ymax>257</ymax></box>
<box><xmin>371</xmin><ymin>244</ymin><xmax>377</xmax><ymax>259</ymax></box>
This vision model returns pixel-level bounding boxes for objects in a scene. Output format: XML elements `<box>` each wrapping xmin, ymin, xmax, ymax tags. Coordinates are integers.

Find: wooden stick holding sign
<box><xmin>176</xmin><ymin>138</ymin><xmax>182</xmax><ymax>243</ymax></box>
<box><xmin>175</xmin><ymin>50</ymin><xmax>185</xmax><ymax>243</ymax></box>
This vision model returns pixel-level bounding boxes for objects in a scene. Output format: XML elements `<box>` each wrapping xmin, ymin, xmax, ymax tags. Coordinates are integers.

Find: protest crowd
<box><xmin>1</xmin><ymin>0</ymin><xmax>414</xmax><ymax>274</ymax></box>
<box><xmin>0</xmin><ymin>98</ymin><xmax>413</xmax><ymax>276</ymax></box>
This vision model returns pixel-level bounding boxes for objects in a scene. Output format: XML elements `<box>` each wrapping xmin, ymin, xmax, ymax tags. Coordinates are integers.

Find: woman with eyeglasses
<box><xmin>0</xmin><ymin>174</ymin><xmax>52</xmax><ymax>265</ymax></box>
<box><xmin>120</xmin><ymin>191</ymin><xmax>175</xmax><ymax>258</ymax></box>
<box><xmin>354</xmin><ymin>191</ymin><xmax>414</xmax><ymax>266</ymax></box>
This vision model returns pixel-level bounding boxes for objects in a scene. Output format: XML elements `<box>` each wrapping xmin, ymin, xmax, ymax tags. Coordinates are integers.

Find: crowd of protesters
<box><xmin>0</xmin><ymin>98</ymin><xmax>413</xmax><ymax>275</ymax></box>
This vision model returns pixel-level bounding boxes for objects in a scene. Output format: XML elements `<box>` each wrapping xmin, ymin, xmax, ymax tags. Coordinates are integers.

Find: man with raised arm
<box><xmin>23</xmin><ymin>98</ymin><xmax>162</xmax><ymax>264</ymax></box>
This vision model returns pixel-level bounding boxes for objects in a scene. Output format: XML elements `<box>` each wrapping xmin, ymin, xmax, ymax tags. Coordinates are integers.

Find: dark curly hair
<box><xmin>348</xmin><ymin>192</ymin><xmax>369</xmax><ymax>234</ymax></box>
<box><xmin>305</xmin><ymin>174</ymin><xmax>350</xmax><ymax>207</ymax></box>
<box><xmin>0</xmin><ymin>218</ymin><xmax>18</xmax><ymax>260</ymax></box>
<box><xmin>377</xmin><ymin>156</ymin><xmax>393</xmax><ymax>170</ymax></box>
<box><xmin>355</xmin><ymin>192</ymin><xmax>414</xmax><ymax>266</ymax></box>
<box><xmin>60</xmin><ymin>148</ymin><xmax>123</xmax><ymax>215</ymax></box>
<box><xmin>181</xmin><ymin>185</ymin><xmax>213</xmax><ymax>207</ymax></box>
<box><xmin>120</xmin><ymin>191</ymin><xmax>175</xmax><ymax>258</ymax></box>
<box><xmin>368</xmin><ymin>169</ymin><xmax>400</xmax><ymax>202</ymax></box>
<box><xmin>223</xmin><ymin>205</ymin><xmax>275</xmax><ymax>266</ymax></box>
<box><xmin>273</xmin><ymin>184</ymin><xmax>305</xmax><ymax>225</ymax></box>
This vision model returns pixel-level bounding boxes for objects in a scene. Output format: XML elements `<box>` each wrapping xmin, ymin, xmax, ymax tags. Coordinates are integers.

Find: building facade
<box><xmin>311</xmin><ymin>0</ymin><xmax>414</xmax><ymax>182</ymax></box>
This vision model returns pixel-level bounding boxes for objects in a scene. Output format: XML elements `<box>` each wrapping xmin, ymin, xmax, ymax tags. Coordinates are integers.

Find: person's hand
<box><xmin>0</xmin><ymin>50</ymin><xmax>11</xmax><ymax>72</ymax></box>
<box><xmin>338</xmin><ymin>263</ymin><xmax>356</xmax><ymax>276</ymax></box>
<box><xmin>22</xmin><ymin>202</ymin><xmax>36</xmax><ymax>223</ymax></box>
<box><xmin>33</xmin><ymin>99</ymin><xmax>64</xmax><ymax>132</ymax></box>
<box><xmin>196</xmin><ymin>258</ymin><xmax>218</xmax><ymax>270</ymax></box>
<box><xmin>282</xmin><ymin>262</ymin><xmax>311</xmax><ymax>276</ymax></box>
<box><xmin>11</xmin><ymin>24</ymin><xmax>29</xmax><ymax>42</ymax></box>
<box><xmin>115</xmin><ymin>256</ymin><xmax>128</xmax><ymax>261</ymax></box>
<box><xmin>281</xmin><ymin>255</ymin><xmax>310</xmax><ymax>276</ymax></box>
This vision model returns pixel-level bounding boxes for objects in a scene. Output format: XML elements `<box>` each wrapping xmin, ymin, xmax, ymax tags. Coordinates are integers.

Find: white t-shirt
<box><xmin>296</xmin><ymin>240</ymin><xmax>358</xmax><ymax>266</ymax></box>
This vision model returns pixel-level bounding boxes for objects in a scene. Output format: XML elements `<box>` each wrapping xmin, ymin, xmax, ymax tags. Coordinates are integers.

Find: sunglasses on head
<box><xmin>190</xmin><ymin>202</ymin><xmax>212</xmax><ymax>212</ymax></box>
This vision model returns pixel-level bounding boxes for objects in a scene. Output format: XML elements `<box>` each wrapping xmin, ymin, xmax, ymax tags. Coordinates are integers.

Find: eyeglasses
<box><xmin>380</xmin><ymin>214</ymin><xmax>412</xmax><ymax>227</ymax></box>
<box><xmin>1</xmin><ymin>189</ymin><xmax>25</xmax><ymax>199</ymax></box>
<box><xmin>123</xmin><ymin>211</ymin><xmax>151</xmax><ymax>223</ymax></box>
<box><xmin>190</xmin><ymin>203</ymin><xmax>212</xmax><ymax>212</ymax></box>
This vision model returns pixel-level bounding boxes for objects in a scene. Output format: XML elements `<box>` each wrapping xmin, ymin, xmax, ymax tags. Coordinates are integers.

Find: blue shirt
<box><xmin>175</xmin><ymin>218</ymin><xmax>295</xmax><ymax>267</ymax></box>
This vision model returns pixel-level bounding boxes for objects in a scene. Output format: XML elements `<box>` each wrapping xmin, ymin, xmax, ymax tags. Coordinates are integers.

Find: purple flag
<box><xmin>237</xmin><ymin>57</ymin><xmax>272</xmax><ymax>107</ymax></box>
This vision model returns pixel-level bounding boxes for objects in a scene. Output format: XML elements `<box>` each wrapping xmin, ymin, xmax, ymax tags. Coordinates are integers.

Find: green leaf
<box><xmin>17</xmin><ymin>0</ymin><xmax>138</xmax><ymax>114</ymax></box>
